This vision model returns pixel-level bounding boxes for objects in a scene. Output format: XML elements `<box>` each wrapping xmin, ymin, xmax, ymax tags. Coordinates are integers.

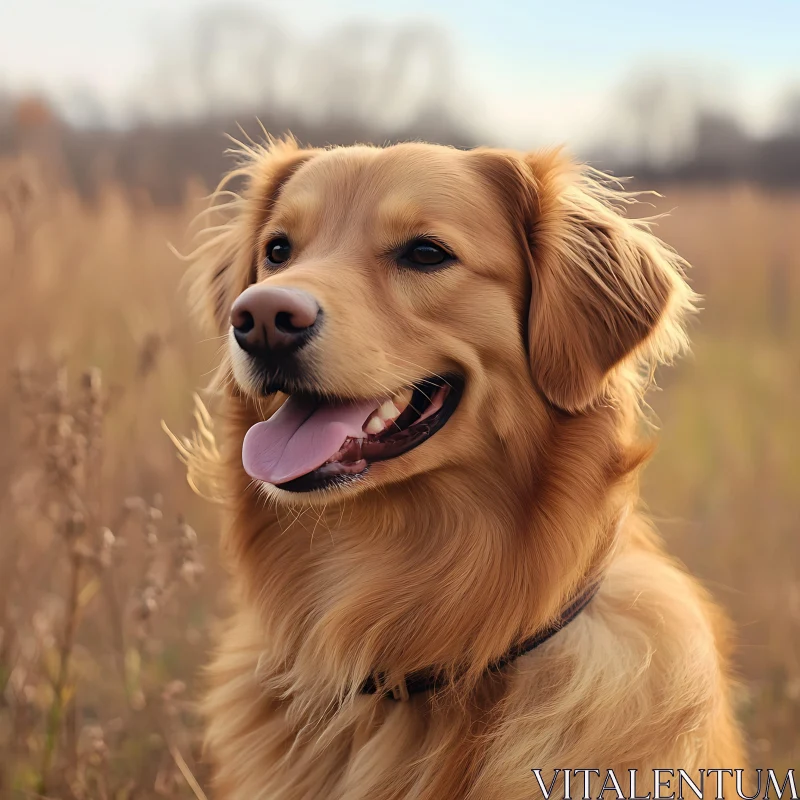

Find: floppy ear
<box><xmin>187</xmin><ymin>136</ymin><xmax>317</xmax><ymax>334</ymax></box>
<box><xmin>476</xmin><ymin>148</ymin><xmax>694</xmax><ymax>413</ymax></box>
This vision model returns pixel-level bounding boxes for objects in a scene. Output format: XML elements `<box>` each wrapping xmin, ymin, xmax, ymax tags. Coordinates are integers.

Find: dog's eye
<box><xmin>266</xmin><ymin>237</ymin><xmax>291</xmax><ymax>266</ymax></box>
<box><xmin>398</xmin><ymin>239</ymin><xmax>453</xmax><ymax>271</ymax></box>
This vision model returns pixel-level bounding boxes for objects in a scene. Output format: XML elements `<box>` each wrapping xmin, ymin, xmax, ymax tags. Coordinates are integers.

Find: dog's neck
<box><xmin>221</xmin><ymin>398</ymin><xmax>638</xmax><ymax>708</ymax></box>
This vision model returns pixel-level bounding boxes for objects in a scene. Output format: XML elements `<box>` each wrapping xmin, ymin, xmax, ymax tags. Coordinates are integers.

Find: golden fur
<box><xmin>184</xmin><ymin>138</ymin><xmax>746</xmax><ymax>798</ymax></box>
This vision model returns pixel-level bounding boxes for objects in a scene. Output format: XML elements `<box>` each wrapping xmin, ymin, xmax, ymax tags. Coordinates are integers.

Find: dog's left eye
<box><xmin>398</xmin><ymin>240</ymin><xmax>454</xmax><ymax>271</ymax></box>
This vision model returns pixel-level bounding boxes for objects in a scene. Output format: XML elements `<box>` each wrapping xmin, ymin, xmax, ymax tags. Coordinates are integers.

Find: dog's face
<box><xmin>196</xmin><ymin>141</ymin><xmax>689</xmax><ymax>506</ymax></box>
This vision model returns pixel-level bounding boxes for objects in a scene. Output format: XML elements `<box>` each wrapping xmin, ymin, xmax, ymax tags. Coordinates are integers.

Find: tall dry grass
<box><xmin>0</xmin><ymin>161</ymin><xmax>218</xmax><ymax>798</ymax></box>
<box><xmin>0</xmin><ymin>160</ymin><xmax>797</xmax><ymax>797</ymax></box>
<box><xmin>642</xmin><ymin>186</ymin><xmax>800</xmax><ymax>770</ymax></box>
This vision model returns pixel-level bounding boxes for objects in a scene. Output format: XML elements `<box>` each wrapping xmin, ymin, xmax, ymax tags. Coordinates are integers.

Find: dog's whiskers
<box><xmin>385</xmin><ymin>355</ymin><xmax>455</xmax><ymax>390</ymax></box>
<box><xmin>373</xmin><ymin>368</ymin><xmax>438</xmax><ymax>419</ymax></box>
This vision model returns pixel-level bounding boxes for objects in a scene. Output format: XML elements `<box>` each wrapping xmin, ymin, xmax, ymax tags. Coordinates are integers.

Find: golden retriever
<box><xmin>184</xmin><ymin>137</ymin><xmax>746</xmax><ymax>799</ymax></box>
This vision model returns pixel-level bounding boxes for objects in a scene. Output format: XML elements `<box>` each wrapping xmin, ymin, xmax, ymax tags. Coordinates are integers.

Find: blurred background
<box><xmin>0</xmin><ymin>1</ymin><xmax>798</xmax><ymax>796</ymax></box>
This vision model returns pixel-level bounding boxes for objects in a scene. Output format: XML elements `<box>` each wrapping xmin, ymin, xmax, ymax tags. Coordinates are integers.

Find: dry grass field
<box><xmin>0</xmin><ymin>157</ymin><xmax>797</xmax><ymax>798</ymax></box>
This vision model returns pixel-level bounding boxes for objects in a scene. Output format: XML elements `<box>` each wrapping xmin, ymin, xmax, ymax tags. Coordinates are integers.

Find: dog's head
<box><xmin>192</xmin><ymin>138</ymin><xmax>692</xmax><ymax>506</ymax></box>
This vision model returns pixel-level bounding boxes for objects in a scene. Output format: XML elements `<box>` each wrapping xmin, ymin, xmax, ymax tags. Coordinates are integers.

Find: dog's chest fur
<box><xmin>203</xmin><ymin>533</ymin><xmax>743</xmax><ymax>800</ymax></box>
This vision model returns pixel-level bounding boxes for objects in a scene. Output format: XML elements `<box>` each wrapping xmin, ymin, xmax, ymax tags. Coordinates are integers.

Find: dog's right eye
<box><xmin>266</xmin><ymin>237</ymin><xmax>292</xmax><ymax>266</ymax></box>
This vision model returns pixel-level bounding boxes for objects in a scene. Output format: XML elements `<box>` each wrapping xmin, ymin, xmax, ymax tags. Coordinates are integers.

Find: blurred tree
<box><xmin>11</xmin><ymin>95</ymin><xmax>66</xmax><ymax>186</ymax></box>
<box><xmin>692</xmin><ymin>110</ymin><xmax>749</xmax><ymax>176</ymax></box>
<box><xmin>131</xmin><ymin>4</ymin><xmax>464</xmax><ymax>139</ymax></box>
<box><xmin>777</xmin><ymin>86</ymin><xmax>800</xmax><ymax>135</ymax></box>
<box><xmin>0</xmin><ymin>89</ymin><xmax>15</xmax><ymax>152</ymax></box>
<box><xmin>300</xmin><ymin>20</ymin><xmax>457</xmax><ymax>131</ymax></box>
<box><xmin>131</xmin><ymin>4</ymin><xmax>287</xmax><ymax>121</ymax></box>
<box><xmin>20</xmin><ymin>8</ymin><xmax>474</xmax><ymax>203</ymax></box>
<box><xmin>609</xmin><ymin>64</ymin><xmax>738</xmax><ymax>170</ymax></box>
<box><xmin>614</xmin><ymin>69</ymin><xmax>694</xmax><ymax>167</ymax></box>
<box><xmin>61</xmin><ymin>88</ymin><xmax>109</xmax><ymax>129</ymax></box>
<box><xmin>14</xmin><ymin>95</ymin><xmax>55</xmax><ymax>130</ymax></box>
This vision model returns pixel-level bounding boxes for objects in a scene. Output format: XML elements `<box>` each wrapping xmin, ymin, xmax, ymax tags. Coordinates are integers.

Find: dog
<box><xmin>185</xmin><ymin>137</ymin><xmax>746</xmax><ymax>799</ymax></box>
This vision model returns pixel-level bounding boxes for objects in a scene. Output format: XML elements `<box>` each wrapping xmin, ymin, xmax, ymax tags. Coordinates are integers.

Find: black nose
<box><xmin>230</xmin><ymin>286</ymin><xmax>322</xmax><ymax>356</ymax></box>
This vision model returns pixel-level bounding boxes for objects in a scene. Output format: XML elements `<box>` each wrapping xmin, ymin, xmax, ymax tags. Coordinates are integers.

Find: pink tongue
<box><xmin>242</xmin><ymin>395</ymin><xmax>378</xmax><ymax>485</ymax></box>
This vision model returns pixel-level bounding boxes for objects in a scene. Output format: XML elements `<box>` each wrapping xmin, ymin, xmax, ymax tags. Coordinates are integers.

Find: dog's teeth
<box><xmin>377</xmin><ymin>400</ymin><xmax>400</xmax><ymax>422</ymax></box>
<box><xmin>392</xmin><ymin>388</ymin><xmax>413</xmax><ymax>413</ymax></box>
<box><xmin>364</xmin><ymin>416</ymin><xmax>384</xmax><ymax>435</ymax></box>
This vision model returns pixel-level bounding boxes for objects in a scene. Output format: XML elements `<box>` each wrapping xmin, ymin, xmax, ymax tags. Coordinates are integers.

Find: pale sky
<box><xmin>1</xmin><ymin>0</ymin><xmax>798</xmax><ymax>149</ymax></box>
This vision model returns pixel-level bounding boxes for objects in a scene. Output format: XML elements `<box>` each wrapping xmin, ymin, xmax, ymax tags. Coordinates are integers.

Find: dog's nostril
<box><xmin>234</xmin><ymin>310</ymin><xmax>255</xmax><ymax>334</ymax></box>
<box><xmin>275</xmin><ymin>311</ymin><xmax>307</xmax><ymax>334</ymax></box>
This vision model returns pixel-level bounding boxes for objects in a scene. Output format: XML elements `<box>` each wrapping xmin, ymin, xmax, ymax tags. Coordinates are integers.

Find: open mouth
<box><xmin>242</xmin><ymin>375</ymin><xmax>463</xmax><ymax>492</ymax></box>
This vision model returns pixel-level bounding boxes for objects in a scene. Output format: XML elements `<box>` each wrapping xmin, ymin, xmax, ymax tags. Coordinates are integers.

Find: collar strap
<box><xmin>361</xmin><ymin>581</ymin><xmax>600</xmax><ymax>700</ymax></box>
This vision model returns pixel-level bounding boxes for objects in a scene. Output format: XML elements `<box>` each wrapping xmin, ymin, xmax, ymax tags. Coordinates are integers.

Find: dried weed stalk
<box><xmin>0</xmin><ymin>361</ymin><xmax>208</xmax><ymax>799</ymax></box>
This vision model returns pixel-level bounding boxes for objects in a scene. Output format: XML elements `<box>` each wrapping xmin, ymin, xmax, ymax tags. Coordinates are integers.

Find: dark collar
<box><xmin>361</xmin><ymin>581</ymin><xmax>600</xmax><ymax>701</ymax></box>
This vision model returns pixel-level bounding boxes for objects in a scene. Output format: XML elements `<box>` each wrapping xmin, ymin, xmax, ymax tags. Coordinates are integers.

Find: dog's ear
<box><xmin>474</xmin><ymin>148</ymin><xmax>694</xmax><ymax>413</ymax></box>
<box><xmin>188</xmin><ymin>136</ymin><xmax>317</xmax><ymax>334</ymax></box>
